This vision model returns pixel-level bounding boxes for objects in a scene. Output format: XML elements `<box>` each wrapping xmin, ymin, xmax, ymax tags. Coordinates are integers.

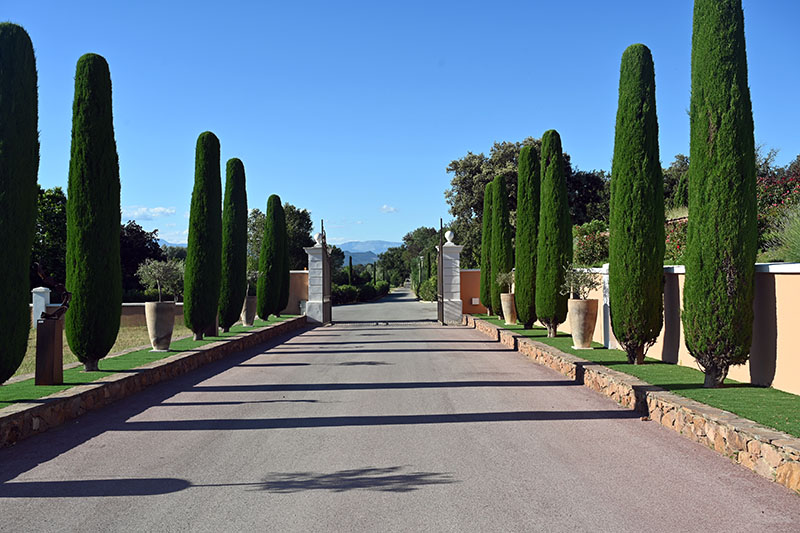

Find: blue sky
<box><xmin>6</xmin><ymin>1</ymin><xmax>800</xmax><ymax>244</ymax></box>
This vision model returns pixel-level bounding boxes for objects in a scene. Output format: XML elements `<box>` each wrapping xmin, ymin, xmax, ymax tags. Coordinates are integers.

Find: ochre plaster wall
<box><xmin>281</xmin><ymin>270</ymin><xmax>309</xmax><ymax>315</ymax></box>
<box><xmin>460</xmin><ymin>270</ymin><xmax>487</xmax><ymax>315</ymax></box>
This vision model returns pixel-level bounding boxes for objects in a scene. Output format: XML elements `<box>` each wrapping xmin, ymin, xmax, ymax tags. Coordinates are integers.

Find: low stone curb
<box><xmin>465</xmin><ymin>315</ymin><xmax>800</xmax><ymax>493</ymax></box>
<box><xmin>0</xmin><ymin>316</ymin><xmax>307</xmax><ymax>449</ymax></box>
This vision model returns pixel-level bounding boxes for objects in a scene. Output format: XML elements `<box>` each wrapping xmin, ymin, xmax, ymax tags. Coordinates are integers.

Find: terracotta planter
<box><xmin>568</xmin><ymin>298</ymin><xmax>598</xmax><ymax>349</ymax></box>
<box><xmin>145</xmin><ymin>301</ymin><xmax>175</xmax><ymax>351</ymax></box>
<box><xmin>500</xmin><ymin>293</ymin><xmax>517</xmax><ymax>325</ymax></box>
<box><xmin>241</xmin><ymin>295</ymin><xmax>257</xmax><ymax>326</ymax></box>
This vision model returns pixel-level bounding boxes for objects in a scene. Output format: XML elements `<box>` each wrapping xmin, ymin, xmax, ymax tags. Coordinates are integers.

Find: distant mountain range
<box><xmin>157</xmin><ymin>239</ymin><xmax>187</xmax><ymax>248</ymax></box>
<box><xmin>338</xmin><ymin>240</ymin><xmax>401</xmax><ymax>255</ymax></box>
<box><xmin>343</xmin><ymin>251</ymin><xmax>378</xmax><ymax>265</ymax></box>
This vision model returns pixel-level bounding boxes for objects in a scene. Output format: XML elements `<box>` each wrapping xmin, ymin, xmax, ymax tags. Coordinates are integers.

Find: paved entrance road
<box><xmin>1</xmin><ymin>296</ymin><xmax>799</xmax><ymax>531</ymax></box>
<box><xmin>332</xmin><ymin>287</ymin><xmax>438</xmax><ymax>323</ymax></box>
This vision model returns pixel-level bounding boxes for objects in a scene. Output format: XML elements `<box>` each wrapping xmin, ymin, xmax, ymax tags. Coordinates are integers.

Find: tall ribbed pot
<box><xmin>500</xmin><ymin>293</ymin><xmax>517</xmax><ymax>326</ymax></box>
<box><xmin>241</xmin><ymin>295</ymin><xmax>257</xmax><ymax>326</ymax></box>
<box><xmin>145</xmin><ymin>301</ymin><xmax>175</xmax><ymax>351</ymax></box>
<box><xmin>568</xmin><ymin>298</ymin><xmax>598</xmax><ymax>349</ymax></box>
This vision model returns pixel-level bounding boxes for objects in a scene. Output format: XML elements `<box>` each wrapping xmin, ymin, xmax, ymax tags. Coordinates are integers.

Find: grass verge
<box><xmin>0</xmin><ymin>316</ymin><xmax>294</xmax><ymax>410</ymax></box>
<box><xmin>473</xmin><ymin>314</ymin><xmax>800</xmax><ymax>438</ymax></box>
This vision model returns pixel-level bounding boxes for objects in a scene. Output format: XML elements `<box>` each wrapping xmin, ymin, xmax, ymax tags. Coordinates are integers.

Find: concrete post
<box><xmin>31</xmin><ymin>287</ymin><xmax>51</xmax><ymax>330</ymax></box>
<box><xmin>36</xmin><ymin>317</ymin><xmax>64</xmax><ymax>385</ymax></box>
<box><xmin>304</xmin><ymin>234</ymin><xmax>328</xmax><ymax>324</ymax></box>
<box><xmin>437</xmin><ymin>231</ymin><xmax>463</xmax><ymax>325</ymax></box>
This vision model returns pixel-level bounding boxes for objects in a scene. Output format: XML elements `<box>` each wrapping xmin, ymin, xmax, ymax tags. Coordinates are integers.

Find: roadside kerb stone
<box><xmin>469</xmin><ymin>317</ymin><xmax>800</xmax><ymax>494</ymax></box>
<box><xmin>0</xmin><ymin>316</ymin><xmax>307</xmax><ymax>449</ymax></box>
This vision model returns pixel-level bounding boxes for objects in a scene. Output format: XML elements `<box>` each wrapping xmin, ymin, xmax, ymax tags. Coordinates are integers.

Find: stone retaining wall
<box><xmin>0</xmin><ymin>316</ymin><xmax>307</xmax><ymax>449</ymax></box>
<box><xmin>465</xmin><ymin>315</ymin><xmax>800</xmax><ymax>493</ymax></box>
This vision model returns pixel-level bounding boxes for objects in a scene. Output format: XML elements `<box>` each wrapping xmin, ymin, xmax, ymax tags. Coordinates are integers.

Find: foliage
<box><xmin>683</xmin><ymin>0</ymin><xmax>758</xmax><ymax>387</ymax></box>
<box><xmin>559</xmin><ymin>263</ymin><xmax>601</xmax><ymax>300</ymax></box>
<box><xmin>775</xmin><ymin>206</ymin><xmax>800</xmax><ymax>262</ymax></box>
<box><xmin>136</xmin><ymin>259</ymin><xmax>184</xmax><ymax>302</ymax></box>
<box><xmin>65</xmin><ymin>53</ymin><xmax>122</xmax><ymax>370</ymax></box>
<box><xmin>257</xmin><ymin>195</ymin><xmax>285</xmax><ymax>318</ymax></box>
<box><xmin>247</xmin><ymin>208</ymin><xmax>265</xmax><ymax>275</ymax></box>
<box><xmin>377</xmin><ymin>246</ymin><xmax>407</xmax><ymax>287</ymax></box>
<box><xmin>219</xmin><ymin>158</ymin><xmax>248</xmax><ymax>330</ymax></box>
<box><xmin>495</xmin><ymin>271</ymin><xmax>514</xmax><ymax>293</ymax></box>
<box><xmin>120</xmin><ymin>220</ymin><xmax>165</xmax><ymax>291</ymax></box>
<box><xmin>608</xmin><ymin>43</ymin><xmax>665</xmax><ymax>364</ymax></box>
<box><xmin>569</xmin><ymin>169</ymin><xmax>611</xmax><ymax>223</ymax></box>
<box><xmin>357</xmin><ymin>283</ymin><xmax>376</xmax><ymax>302</ymax></box>
<box><xmin>329</xmin><ymin>245</ymin><xmax>345</xmax><ymax>272</ymax></box>
<box><xmin>331</xmin><ymin>284</ymin><xmax>358</xmax><ymax>305</ymax></box>
<box><xmin>30</xmin><ymin>186</ymin><xmax>66</xmax><ymax>292</ymax></box>
<box><xmin>573</xmin><ymin>220</ymin><xmax>609</xmax><ymax>266</ymax></box>
<box><xmin>162</xmin><ymin>245</ymin><xmax>187</xmax><ymax>261</ymax></box>
<box><xmin>491</xmin><ymin>175</ymin><xmax>513</xmax><ymax>315</ymax></box>
<box><xmin>479</xmin><ymin>180</ymin><xmax>494</xmax><ymax>313</ymax></box>
<box><xmin>535</xmin><ymin>130</ymin><xmax>572</xmax><ymax>336</ymax></box>
<box><xmin>663</xmin><ymin>154</ymin><xmax>689</xmax><ymax>209</ymax></box>
<box><xmin>285</xmin><ymin>202</ymin><xmax>315</xmax><ymax>270</ymax></box>
<box><xmin>184</xmin><ymin>131</ymin><xmax>222</xmax><ymax>337</ymax></box>
<box><xmin>664</xmin><ymin>219</ymin><xmax>687</xmax><ymax>263</ymax></box>
<box><xmin>375</xmin><ymin>280</ymin><xmax>390</xmax><ymax>296</ymax></box>
<box><xmin>515</xmin><ymin>145</ymin><xmax>539</xmax><ymax>328</ymax></box>
<box><xmin>0</xmin><ymin>23</ymin><xmax>39</xmax><ymax>383</ymax></box>
<box><xmin>418</xmin><ymin>276</ymin><xmax>438</xmax><ymax>302</ymax></box>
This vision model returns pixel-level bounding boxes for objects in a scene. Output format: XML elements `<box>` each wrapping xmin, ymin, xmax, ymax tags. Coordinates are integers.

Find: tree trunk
<box><xmin>84</xmin><ymin>359</ymin><xmax>99</xmax><ymax>372</ymax></box>
<box><xmin>547</xmin><ymin>323</ymin><xmax>557</xmax><ymax>338</ymax></box>
<box><xmin>703</xmin><ymin>364</ymin><xmax>728</xmax><ymax>388</ymax></box>
<box><xmin>626</xmin><ymin>345</ymin><xmax>645</xmax><ymax>365</ymax></box>
<box><xmin>193</xmin><ymin>332</ymin><xmax>203</xmax><ymax>341</ymax></box>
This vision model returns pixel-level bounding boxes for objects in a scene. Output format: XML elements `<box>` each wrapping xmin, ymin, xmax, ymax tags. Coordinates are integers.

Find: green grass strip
<box><xmin>0</xmin><ymin>316</ymin><xmax>295</xmax><ymax>410</ymax></box>
<box><xmin>473</xmin><ymin>314</ymin><xmax>800</xmax><ymax>438</ymax></box>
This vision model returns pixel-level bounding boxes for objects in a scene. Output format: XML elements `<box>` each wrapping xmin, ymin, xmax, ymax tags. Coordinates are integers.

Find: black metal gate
<box><xmin>437</xmin><ymin>218</ymin><xmax>444</xmax><ymax>325</ymax></box>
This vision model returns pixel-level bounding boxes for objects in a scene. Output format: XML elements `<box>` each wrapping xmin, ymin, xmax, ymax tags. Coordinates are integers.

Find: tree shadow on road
<box><xmin>255</xmin><ymin>466</ymin><xmax>456</xmax><ymax>493</ymax></box>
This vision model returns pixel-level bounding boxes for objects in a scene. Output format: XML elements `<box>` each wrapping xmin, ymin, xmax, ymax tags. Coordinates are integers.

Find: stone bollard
<box><xmin>36</xmin><ymin>317</ymin><xmax>64</xmax><ymax>385</ymax></box>
<box><xmin>437</xmin><ymin>230</ymin><xmax>464</xmax><ymax>325</ymax></box>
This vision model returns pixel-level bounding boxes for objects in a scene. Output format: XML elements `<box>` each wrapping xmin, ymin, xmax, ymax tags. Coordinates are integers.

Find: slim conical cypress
<box><xmin>65</xmin><ymin>54</ymin><xmax>122</xmax><ymax>371</ymax></box>
<box><xmin>218</xmin><ymin>158</ymin><xmax>248</xmax><ymax>332</ymax></box>
<box><xmin>491</xmin><ymin>175</ymin><xmax>513</xmax><ymax>317</ymax></box>
<box><xmin>683</xmin><ymin>0</ymin><xmax>757</xmax><ymax>387</ymax></box>
<box><xmin>515</xmin><ymin>145</ymin><xmax>540</xmax><ymax>329</ymax></box>
<box><xmin>479</xmin><ymin>181</ymin><xmax>494</xmax><ymax>314</ymax></box>
<box><xmin>348</xmin><ymin>256</ymin><xmax>353</xmax><ymax>286</ymax></box>
<box><xmin>609</xmin><ymin>44</ymin><xmax>665</xmax><ymax>365</ymax></box>
<box><xmin>0</xmin><ymin>24</ymin><xmax>39</xmax><ymax>383</ymax></box>
<box><xmin>536</xmin><ymin>130</ymin><xmax>572</xmax><ymax>337</ymax></box>
<box><xmin>276</xmin><ymin>201</ymin><xmax>290</xmax><ymax>315</ymax></box>
<box><xmin>257</xmin><ymin>194</ymin><xmax>283</xmax><ymax>318</ymax></box>
<box><xmin>184</xmin><ymin>132</ymin><xmax>222</xmax><ymax>340</ymax></box>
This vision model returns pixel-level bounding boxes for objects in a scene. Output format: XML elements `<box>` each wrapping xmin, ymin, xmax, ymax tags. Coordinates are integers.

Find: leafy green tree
<box><xmin>491</xmin><ymin>175</ymin><xmax>513</xmax><ymax>316</ymax></box>
<box><xmin>285</xmin><ymin>203</ymin><xmax>315</xmax><ymax>270</ymax></box>
<box><xmin>535</xmin><ymin>130</ymin><xmax>572</xmax><ymax>337</ymax></box>
<box><xmin>162</xmin><ymin>245</ymin><xmax>187</xmax><ymax>261</ymax></box>
<box><xmin>219</xmin><ymin>158</ymin><xmax>248</xmax><ymax>331</ymax></box>
<box><xmin>30</xmin><ymin>186</ymin><xmax>67</xmax><ymax>291</ymax></box>
<box><xmin>0</xmin><ymin>23</ymin><xmax>39</xmax><ymax>383</ymax></box>
<box><xmin>515</xmin><ymin>145</ymin><xmax>540</xmax><ymax>328</ymax></box>
<box><xmin>479</xmin><ymin>181</ymin><xmax>494</xmax><ymax>313</ymax></box>
<box><xmin>683</xmin><ymin>0</ymin><xmax>757</xmax><ymax>387</ymax></box>
<box><xmin>247</xmin><ymin>207</ymin><xmax>265</xmax><ymax>275</ymax></box>
<box><xmin>377</xmin><ymin>246</ymin><xmax>407</xmax><ymax>287</ymax></box>
<box><xmin>184</xmin><ymin>131</ymin><xmax>222</xmax><ymax>339</ymax></box>
<box><xmin>609</xmin><ymin>43</ymin><xmax>665</xmax><ymax>365</ymax></box>
<box><xmin>277</xmin><ymin>201</ymin><xmax>290</xmax><ymax>315</ymax></box>
<box><xmin>120</xmin><ymin>220</ymin><xmax>165</xmax><ymax>292</ymax></box>
<box><xmin>257</xmin><ymin>194</ymin><xmax>284</xmax><ymax>318</ymax></box>
<box><xmin>663</xmin><ymin>154</ymin><xmax>690</xmax><ymax>210</ymax></box>
<box><xmin>329</xmin><ymin>245</ymin><xmax>345</xmax><ymax>272</ymax></box>
<box><xmin>65</xmin><ymin>53</ymin><xmax>122</xmax><ymax>371</ymax></box>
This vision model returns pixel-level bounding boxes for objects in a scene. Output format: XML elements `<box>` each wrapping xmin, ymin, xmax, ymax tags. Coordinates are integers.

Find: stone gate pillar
<box><xmin>304</xmin><ymin>233</ymin><xmax>331</xmax><ymax>324</ymax></box>
<box><xmin>438</xmin><ymin>230</ymin><xmax>463</xmax><ymax>325</ymax></box>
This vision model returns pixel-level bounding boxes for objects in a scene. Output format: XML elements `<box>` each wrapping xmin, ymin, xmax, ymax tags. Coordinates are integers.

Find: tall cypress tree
<box><xmin>515</xmin><ymin>145</ymin><xmax>540</xmax><ymax>329</ymax></box>
<box><xmin>0</xmin><ymin>24</ymin><xmax>39</xmax><ymax>383</ymax></box>
<box><xmin>258</xmin><ymin>194</ymin><xmax>283</xmax><ymax>318</ymax></box>
<box><xmin>276</xmin><ymin>201</ymin><xmax>290</xmax><ymax>316</ymax></box>
<box><xmin>348</xmin><ymin>256</ymin><xmax>353</xmax><ymax>285</ymax></box>
<box><xmin>479</xmin><ymin>181</ymin><xmax>494</xmax><ymax>314</ymax></box>
<box><xmin>491</xmin><ymin>175</ymin><xmax>513</xmax><ymax>317</ymax></box>
<box><xmin>218</xmin><ymin>158</ymin><xmax>248</xmax><ymax>332</ymax></box>
<box><xmin>184</xmin><ymin>132</ymin><xmax>222</xmax><ymax>340</ymax></box>
<box><xmin>536</xmin><ymin>130</ymin><xmax>572</xmax><ymax>337</ymax></box>
<box><xmin>609</xmin><ymin>44</ymin><xmax>665</xmax><ymax>365</ymax></box>
<box><xmin>65</xmin><ymin>54</ymin><xmax>122</xmax><ymax>371</ymax></box>
<box><xmin>683</xmin><ymin>0</ymin><xmax>757</xmax><ymax>387</ymax></box>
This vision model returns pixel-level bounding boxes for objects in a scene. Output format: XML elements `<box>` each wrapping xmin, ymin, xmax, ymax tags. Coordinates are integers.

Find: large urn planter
<box><xmin>145</xmin><ymin>301</ymin><xmax>175</xmax><ymax>351</ymax></box>
<box><xmin>567</xmin><ymin>298</ymin><xmax>598</xmax><ymax>349</ymax></box>
<box><xmin>500</xmin><ymin>293</ymin><xmax>518</xmax><ymax>326</ymax></box>
<box><xmin>241</xmin><ymin>295</ymin><xmax>257</xmax><ymax>326</ymax></box>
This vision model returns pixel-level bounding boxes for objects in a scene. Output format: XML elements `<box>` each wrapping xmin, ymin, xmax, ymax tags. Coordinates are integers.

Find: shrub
<box><xmin>357</xmin><ymin>283</ymin><xmax>376</xmax><ymax>302</ymax></box>
<box><xmin>257</xmin><ymin>195</ymin><xmax>285</xmax><ymax>318</ymax></box>
<box><xmin>479</xmin><ymin>181</ymin><xmax>494</xmax><ymax>313</ymax></box>
<box><xmin>664</xmin><ymin>219</ymin><xmax>687</xmax><ymax>263</ymax></box>
<box><xmin>574</xmin><ymin>221</ymin><xmax>609</xmax><ymax>266</ymax></box>
<box><xmin>491</xmin><ymin>175</ymin><xmax>513</xmax><ymax>316</ymax></box>
<box><xmin>375</xmin><ymin>280</ymin><xmax>390</xmax><ymax>296</ymax></box>
<box><xmin>65</xmin><ymin>53</ymin><xmax>122</xmax><ymax>371</ymax></box>
<box><xmin>609</xmin><ymin>43</ymin><xmax>665</xmax><ymax>365</ymax></box>
<box><xmin>0</xmin><ymin>24</ymin><xmax>39</xmax><ymax>383</ymax></box>
<box><xmin>184</xmin><ymin>132</ymin><xmax>222</xmax><ymax>340</ymax></box>
<box><xmin>536</xmin><ymin>130</ymin><xmax>572</xmax><ymax>337</ymax></box>
<box><xmin>776</xmin><ymin>206</ymin><xmax>800</xmax><ymax>262</ymax></box>
<box><xmin>515</xmin><ymin>145</ymin><xmax>540</xmax><ymax>328</ymax></box>
<box><xmin>219</xmin><ymin>158</ymin><xmax>248</xmax><ymax>331</ymax></box>
<box><xmin>332</xmin><ymin>284</ymin><xmax>358</xmax><ymax>305</ymax></box>
<box><xmin>418</xmin><ymin>277</ymin><xmax>437</xmax><ymax>302</ymax></box>
<box><xmin>136</xmin><ymin>259</ymin><xmax>184</xmax><ymax>302</ymax></box>
<box><xmin>683</xmin><ymin>0</ymin><xmax>758</xmax><ymax>387</ymax></box>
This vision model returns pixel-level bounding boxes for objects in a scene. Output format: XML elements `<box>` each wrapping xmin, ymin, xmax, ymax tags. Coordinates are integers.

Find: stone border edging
<box><xmin>0</xmin><ymin>316</ymin><xmax>307</xmax><ymax>449</ymax></box>
<box><xmin>465</xmin><ymin>315</ymin><xmax>800</xmax><ymax>493</ymax></box>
